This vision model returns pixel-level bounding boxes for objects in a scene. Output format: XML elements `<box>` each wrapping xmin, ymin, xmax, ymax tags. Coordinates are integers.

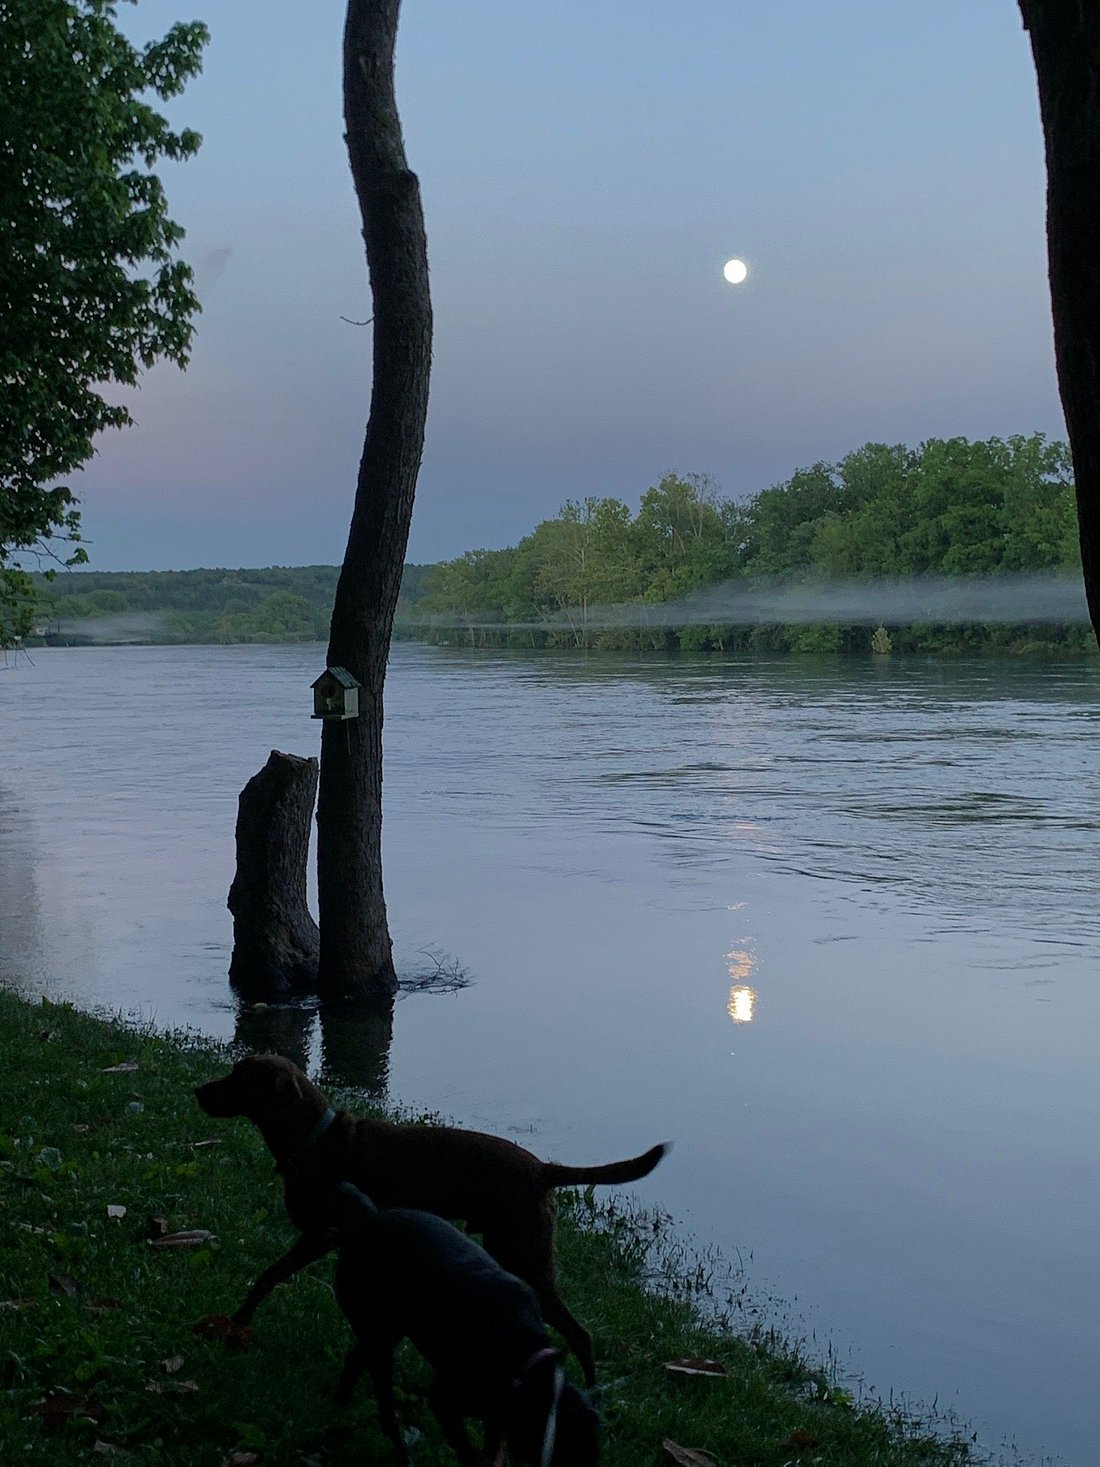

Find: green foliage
<box><xmin>413</xmin><ymin>436</ymin><xmax>1087</xmax><ymax>656</ymax></box>
<box><xmin>0</xmin><ymin>990</ymin><xmax>990</xmax><ymax>1465</ymax></box>
<box><xmin>215</xmin><ymin>590</ymin><xmax>316</xmax><ymax>644</ymax></box>
<box><xmin>634</xmin><ymin>472</ymin><xmax>735</xmax><ymax>596</ymax></box>
<box><xmin>871</xmin><ymin>625</ymin><xmax>893</xmax><ymax>656</ymax></box>
<box><xmin>0</xmin><ymin>564</ymin><xmax>36</xmax><ymax>647</ymax></box>
<box><xmin>22</xmin><ymin>438</ymin><xmax>1086</xmax><ymax>656</ymax></box>
<box><xmin>28</xmin><ymin>564</ymin><xmax>435</xmax><ymax>645</ymax></box>
<box><xmin>0</xmin><ymin>0</ymin><xmax>208</xmax><ymax>644</ymax></box>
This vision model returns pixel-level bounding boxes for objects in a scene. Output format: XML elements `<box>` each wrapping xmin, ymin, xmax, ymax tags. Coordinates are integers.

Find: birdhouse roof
<box><xmin>311</xmin><ymin>665</ymin><xmax>360</xmax><ymax>690</ymax></box>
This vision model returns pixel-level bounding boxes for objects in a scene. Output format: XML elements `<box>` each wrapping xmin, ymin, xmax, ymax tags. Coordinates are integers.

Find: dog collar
<box><xmin>276</xmin><ymin>1105</ymin><xmax>336</xmax><ymax>1176</ymax></box>
<box><xmin>303</xmin><ymin>1106</ymin><xmax>336</xmax><ymax>1151</ymax></box>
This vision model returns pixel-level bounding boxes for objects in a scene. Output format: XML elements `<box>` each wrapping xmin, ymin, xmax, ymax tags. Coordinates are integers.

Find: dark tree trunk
<box><xmin>315</xmin><ymin>0</ymin><xmax>432</xmax><ymax>1000</ymax></box>
<box><xmin>228</xmin><ymin>751</ymin><xmax>320</xmax><ymax>1000</ymax></box>
<box><xmin>1019</xmin><ymin>1</ymin><xmax>1100</xmax><ymax>644</ymax></box>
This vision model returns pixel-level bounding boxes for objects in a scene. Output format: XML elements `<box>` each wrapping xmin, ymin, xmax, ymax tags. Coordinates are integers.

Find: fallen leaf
<box><xmin>106</xmin><ymin>1204</ymin><xmax>126</xmax><ymax>1220</ymax></box>
<box><xmin>145</xmin><ymin>1216</ymin><xmax>169</xmax><ymax>1240</ymax></box>
<box><xmin>664</xmin><ymin>1357</ymin><xmax>727</xmax><ymax>1377</ymax></box>
<box><xmin>30</xmin><ymin>1393</ymin><xmax>106</xmax><ymax>1428</ymax></box>
<box><xmin>0</xmin><ymin>1298</ymin><xmax>37</xmax><ymax>1310</ymax></box>
<box><xmin>782</xmin><ymin>1428</ymin><xmax>820</xmax><ymax>1452</ymax></box>
<box><xmin>101</xmin><ymin>1062</ymin><xmax>139</xmax><ymax>1073</ymax></box>
<box><xmin>145</xmin><ymin>1379</ymin><xmax>199</xmax><ymax>1395</ymax></box>
<box><xmin>49</xmin><ymin>1273</ymin><xmax>79</xmax><ymax>1299</ymax></box>
<box><xmin>85</xmin><ymin>1297</ymin><xmax>123</xmax><ymax>1313</ymax></box>
<box><xmin>193</xmin><ymin>1314</ymin><xmax>254</xmax><ymax>1350</ymax></box>
<box><xmin>148</xmin><ymin>1229</ymin><xmax>217</xmax><ymax>1249</ymax></box>
<box><xmin>663</xmin><ymin>1441</ymin><xmax>717</xmax><ymax>1467</ymax></box>
<box><xmin>191</xmin><ymin>1138</ymin><xmax>221</xmax><ymax>1148</ymax></box>
<box><xmin>73</xmin><ymin>1124</ymin><xmax>91</xmax><ymax>1134</ymax></box>
<box><xmin>19</xmin><ymin>1222</ymin><xmax>48</xmax><ymax>1235</ymax></box>
<box><xmin>159</xmin><ymin>1355</ymin><xmax>184</xmax><ymax>1375</ymax></box>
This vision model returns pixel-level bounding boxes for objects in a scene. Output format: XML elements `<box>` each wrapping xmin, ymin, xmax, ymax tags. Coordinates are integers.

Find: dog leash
<box><xmin>541</xmin><ymin>1360</ymin><xmax>565</xmax><ymax>1467</ymax></box>
<box><xmin>504</xmin><ymin>1347</ymin><xmax>565</xmax><ymax>1467</ymax></box>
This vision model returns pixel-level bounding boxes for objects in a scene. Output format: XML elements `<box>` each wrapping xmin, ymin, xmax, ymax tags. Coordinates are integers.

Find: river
<box><xmin>2</xmin><ymin>642</ymin><xmax>1098</xmax><ymax>1465</ymax></box>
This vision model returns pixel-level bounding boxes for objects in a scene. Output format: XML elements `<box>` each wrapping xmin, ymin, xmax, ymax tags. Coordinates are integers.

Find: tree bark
<box><xmin>316</xmin><ymin>0</ymin><xmax>432</xmax><ymax>1000</ymax></box>
<box><xmin>228</xmin><ymin>751</ymin><xmax>320</xmax><ymax>999</ymax></box>
<box><xmin>1018</xmin><ymin>1</ymin><xmax>1100</xmax><ymax>643</ymax></box>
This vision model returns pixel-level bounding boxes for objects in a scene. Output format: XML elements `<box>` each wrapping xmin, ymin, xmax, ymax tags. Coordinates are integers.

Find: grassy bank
<box><xmin>0</xmin><ymin>991</ymin><xmax>988</xmax><ymax>1466</ymax></box>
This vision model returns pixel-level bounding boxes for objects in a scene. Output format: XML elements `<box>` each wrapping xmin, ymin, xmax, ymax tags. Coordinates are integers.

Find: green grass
<box><xmin>0</xmin><ymin>990</ymin><xmax>995</xmax><ymax>1465</ymax></box>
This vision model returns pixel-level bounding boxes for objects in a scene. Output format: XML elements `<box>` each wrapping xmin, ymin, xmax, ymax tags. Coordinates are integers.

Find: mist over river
<box><xmin>2</xmin><ymin>643</ymin><xmax>1098</xmax><ymax>1465</ymax></box>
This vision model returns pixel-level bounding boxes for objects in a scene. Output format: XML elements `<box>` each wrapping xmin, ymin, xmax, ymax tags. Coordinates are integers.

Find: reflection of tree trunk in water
<box><xmin>228</xmin><ymin>996</ymin><xmax>394</xmax><ymax>1099</ymax></box>
<box><xmin>228</xmin><ymin>752</ymin><xmax>319</xmax><ymax>1000</ymax></box>
<box><xmin>232</xmin><ymin>1001</ymin><xmax>315</xmax><ymax>1074</ymax></box>
<box><xmin>319</xmin><ymin>998</ymin><xmax>394</xmax><ymax>1100</ymax></box>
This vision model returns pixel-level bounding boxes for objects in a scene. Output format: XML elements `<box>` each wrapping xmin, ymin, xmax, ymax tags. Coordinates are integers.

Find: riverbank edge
<box><xmin>0</xmin><ymin>989</ymin><xmax>991</xmax><ymax>1466</ymax></box>
<box><xmin>20</xmin><ymin>627</ymin><xmax>1099</xmax><ymax>658</ymax></box>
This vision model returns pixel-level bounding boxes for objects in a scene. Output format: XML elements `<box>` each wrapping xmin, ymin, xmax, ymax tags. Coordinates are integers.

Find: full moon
<box><xmin>723</xmin><ymin>258</ymin><xmax>748</xmax><ymax>285</ymax></box>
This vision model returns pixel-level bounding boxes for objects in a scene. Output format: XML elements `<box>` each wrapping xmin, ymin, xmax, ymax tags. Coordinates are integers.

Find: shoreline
<box><xmin>0</xmin><ymin>988</ymin><xmax>1004</xmax><ymax>1465</ymax></box>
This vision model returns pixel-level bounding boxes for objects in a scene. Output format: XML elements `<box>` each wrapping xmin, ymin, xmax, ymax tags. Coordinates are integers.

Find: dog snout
<box><xmin>194</xmin><ymin>1076</ymin><xmax>236</xmax><ymax>1117</ymax></box>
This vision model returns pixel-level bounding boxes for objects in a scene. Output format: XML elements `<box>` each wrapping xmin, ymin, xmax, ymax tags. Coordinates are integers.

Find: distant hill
<box><xmin>28</xmin><ymin>563</ymin><xmax>435</xmax><ymax>646</ymax></box>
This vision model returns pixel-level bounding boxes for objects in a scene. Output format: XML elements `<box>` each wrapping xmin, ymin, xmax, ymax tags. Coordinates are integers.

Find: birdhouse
<box><xmin>311</xmin><ymin>666</ymin><xmax>360</xmax><ymax>720</ymax></box>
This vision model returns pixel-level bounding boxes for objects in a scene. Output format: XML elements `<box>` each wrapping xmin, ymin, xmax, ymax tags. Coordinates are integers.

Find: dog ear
<box><xmin>269</xmin><ymin>1060</ymin><xmax>305</xmax><ymax>1106</ymax></box>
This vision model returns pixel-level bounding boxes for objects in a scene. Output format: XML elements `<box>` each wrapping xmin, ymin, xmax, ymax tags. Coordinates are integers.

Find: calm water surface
<box><xmin>2</xmin><ymin>643</ymin><xmax>1098</xmax><ymax>1465</ymax></box>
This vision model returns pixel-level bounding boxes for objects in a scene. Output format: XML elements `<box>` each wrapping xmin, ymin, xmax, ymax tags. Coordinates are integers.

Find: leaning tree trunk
<box><xmin>228</xmin><ymin>751</ymin><xmax>320</xmax><ymax>1000</ymax></box>
<box><xmin>1018</xmin><ymin>1</ymin><xmax>1100</xmax><ymax>644</ymax></box>
<box><xmin>315</xmin><ymin>0</ymin><xmax>432</xmax><ymax>1000</ymax></box>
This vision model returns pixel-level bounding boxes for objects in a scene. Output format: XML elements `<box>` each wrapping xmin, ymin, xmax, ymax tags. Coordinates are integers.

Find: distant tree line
<box><xmin>29</xmin><ymin>564</ymin><xmax>432</xmax><ymax>645</ymax></box>
<box><xmin>410</xmin><ymin>434</ymin><xmax>1092</xmax><ymax>655</ymax></box>
<box><xmin>26</xmin><ymin>435</ymin><xmax>1091</xmax><ymax>656</ymax></box>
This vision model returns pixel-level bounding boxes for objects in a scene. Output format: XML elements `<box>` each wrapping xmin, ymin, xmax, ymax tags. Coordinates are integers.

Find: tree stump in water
<box><xmin>228</xmin><ymin>750</ymin><xmax>320</xmax><ymax>999</ymax></box>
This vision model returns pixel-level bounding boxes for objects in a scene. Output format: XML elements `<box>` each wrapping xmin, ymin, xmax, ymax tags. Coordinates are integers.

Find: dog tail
<box><xmin>541</xmin><ymin>1141</ymin><xmax>670</xmax><ymax>1190</ymax></box>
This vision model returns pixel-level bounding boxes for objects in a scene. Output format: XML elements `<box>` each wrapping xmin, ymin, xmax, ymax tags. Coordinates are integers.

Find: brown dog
<box><xmin>194</xmin><ymin>1054</ymin><xmax>668</xmax><ymax>1384</ymax></box>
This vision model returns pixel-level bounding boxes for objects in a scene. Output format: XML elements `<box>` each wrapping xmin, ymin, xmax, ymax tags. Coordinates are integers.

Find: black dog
<box><xmin>332</xmin><ymin>1183</ymin><xmax>600</xmax><ymax>1466</ymax></box>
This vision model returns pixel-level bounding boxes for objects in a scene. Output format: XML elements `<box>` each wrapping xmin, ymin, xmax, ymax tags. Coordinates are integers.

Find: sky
<box><xmin>73</xmin><ymin>0</ymin><xmax>1065</xmax><ymax>571</ymax></box>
